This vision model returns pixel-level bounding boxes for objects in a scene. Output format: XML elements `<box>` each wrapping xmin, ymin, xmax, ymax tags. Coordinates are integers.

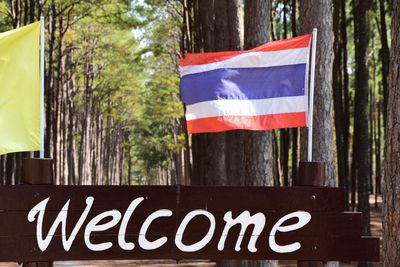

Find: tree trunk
<box><xmin>340</xmin><ymin>0</ymin><xmax>350</xmax><ymax>209</ymax></box>
<box><xmin>383</xmin><ymin>1</ymin><xmax>400</xmax><ymax>265</ymax></box>
<box><xmin>280</xmin><ymin>4</ymin><xmax>289</xmax><ymax>186</ymax></box>
<box><xmin>375</xmin><ymin>96</ymin><xmax>382</xmax><ymax>199</ymax></box>
<box><xmin>369</xmin><ymin>63</ymin><xmax>374</xmax><ymax>196</ymax></box>
<box><xmin>378</xmin><ymin>0</ymin><xmax>389</xmax><ymax>125</ymax></box>
<box><xmin>291</xmin><ymin>0</ymin><xmax>298</xmax><ymax>186</ymax></box>
<box><xmin>332</xmin><ymin>0</ymin><xmax>349</xmax><ymax>208</ymax></box>
<box><xmin>45</xmin><ymin>1</ymin><xmax>56</xmax><ymax>160</ymax></box>
<box><xmin>191</xmin><ymin>0</ymin><xmax>242</xmax><ymax>188</ymax></box>
<box><xmin>228</xmin><ymin>1</ymin><xmax>278</xmax><ymax>267</ymax></box>
<box><xmin>191</xmin><ymin>0</ymin><xmax>228</xmax><ymax>187</ymax></box>
<box><xmin>298</xmin><ymin>0</ymin><xmax>336</xmax><ymax>185</ymax></box>
<box><xmin>215</xmin><ymin>0</ymin><xmax>245</xmax><ymax>187</ymax></box>
<box><xmin>352</xmin><ymin>0</ymin><xmax>371</xmax><ymax>243</ymax></box>
<box><xmin>198</xmin><ymin>0</ymin><xmax>214</xmax><ymax>52</ymax></box>
<box><xmin>243</xmin><ymin>0</ymin><xmax>277</xmax><ymax>187</ymax></box>
<box><xmin>29</xmin><ymin>0</ymin><xmax>35</xmax><ymax>23</ymax></box>
<box><xmin>279</xmin><ymin>0</ymin><xmax>290</xmax><ymax>187</ymax></box>
<box><xmin>298</xmin><ymin>1</ymin><xmax>337</xmax><ymax>266</ymax></box>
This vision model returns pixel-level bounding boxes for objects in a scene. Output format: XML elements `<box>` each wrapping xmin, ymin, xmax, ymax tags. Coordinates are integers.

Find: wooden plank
<box><xmin>0</xmin><ymin>236</ymin><xmax>379</xmax><ymax>261</ymax></box>
<box><xmin>0</xmin><ymin>185</ymin><xmax>378</xmax><ymax>262</ymax></box>
<box><xmin>0</xmin><ymin>185</ymin><xmax>345</xmax><ymax>212</ymax></box>
<box><xmin>0</xmin><ymin>185</ymin><xmax>177</xmax><ymax>211</ymax></box>
<box><xmin>178</xmin><ymin>186</ymin><xmax>345</xmax><ymax>212</ymax></box>
<box><xmin>0</xmin><ymin>211</ymin><xmax>362</xmax><ymax>237</ymax></box>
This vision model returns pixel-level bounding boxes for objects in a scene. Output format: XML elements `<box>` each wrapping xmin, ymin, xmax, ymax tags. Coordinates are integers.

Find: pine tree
<box><xmin>383</xmin><ymin>1</ymin><xmax>400</xmax><ymax>265</ymax></box>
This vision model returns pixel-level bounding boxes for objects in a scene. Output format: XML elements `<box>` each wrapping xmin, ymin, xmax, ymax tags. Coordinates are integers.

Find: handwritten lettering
<box><xmin>27</xmin><ymin>197</ymin><xmax>311</xmax><ymax>254</ymax></box>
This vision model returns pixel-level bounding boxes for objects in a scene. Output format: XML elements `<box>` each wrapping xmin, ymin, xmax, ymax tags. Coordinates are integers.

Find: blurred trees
<box><xmin>0</xmin><ymin>0</ymin><xmax>186</xmax><ymax>185</ymax></box>
<box><xmin>0</xmin><ymin>1</ymin><xmax>396</xmax><ymax>266</ymax></box>
<box><xmin>0</xmin><ymin>1</ymin><xmax>393</xmax><ymax>242</ymax></box>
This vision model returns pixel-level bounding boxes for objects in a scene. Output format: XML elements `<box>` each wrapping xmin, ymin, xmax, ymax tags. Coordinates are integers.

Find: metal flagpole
<box><xmin>39</xmin><ymin>16</ymin><xmax>45</xmax><ymax>159</ymax></box>
<box><xmin>307</xmin><ymin>28</ymin><xmax>317</xmax><ymax>162</ymax></box>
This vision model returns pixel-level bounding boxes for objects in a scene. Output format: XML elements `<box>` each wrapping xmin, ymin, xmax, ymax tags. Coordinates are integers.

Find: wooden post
<box><xmin>297</xmin><ymin>161</ymin><xmax>325</xmax><ymax>267</ymax></box>
<box><xmin>22</xmin><ymin>158</ymin><xmax>54</xmax><ymax>267</ymax></box>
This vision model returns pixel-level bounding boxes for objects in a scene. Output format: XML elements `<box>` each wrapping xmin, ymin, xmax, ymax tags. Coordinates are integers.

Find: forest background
<box><xmin>0</xmin><ymin>0</ymin><xmax>398</xmax><ymax>266</ymax></box>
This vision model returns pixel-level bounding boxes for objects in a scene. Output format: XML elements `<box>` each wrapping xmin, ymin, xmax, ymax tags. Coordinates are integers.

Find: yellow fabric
<box><xmin>0</xmin><ymin>22</ymin><xmax>41</xmax><ymax>155</ymax></box>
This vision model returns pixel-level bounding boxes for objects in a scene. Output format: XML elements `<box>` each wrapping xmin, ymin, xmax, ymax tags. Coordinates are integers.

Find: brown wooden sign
<box><xmin>0</xmin><ymin>185</ymin><xmax>379</xmax><ymax>262</ymax></box>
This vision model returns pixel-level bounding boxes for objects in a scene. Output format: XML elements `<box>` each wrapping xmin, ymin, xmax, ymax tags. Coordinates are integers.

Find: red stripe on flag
<box><xmin>186</xmin><ymin>112</ymin><xmax>307</xmax><ymax>134</ymax></box>
<box><xmin>180</xmin><ymin>34</ymin><xmax>311</xmax><ymax>67</ymax></box>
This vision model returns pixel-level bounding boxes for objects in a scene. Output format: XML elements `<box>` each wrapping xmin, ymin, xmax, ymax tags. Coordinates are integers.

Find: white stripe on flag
<box><xmin>180</xmin><ymin>47</ymin><xmax>309</xmax><ymax>77</ymax></box>
<box><xmin>185</xmin><ymin>96</ymin><xmax>308</xmax><ymax>120</ymax></box>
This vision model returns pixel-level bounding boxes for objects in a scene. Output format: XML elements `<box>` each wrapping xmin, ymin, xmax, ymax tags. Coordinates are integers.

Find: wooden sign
<box><xmin>0</xmin><ymin>185</ymin><xmax>379</xmax><ymax>262</ymax></box>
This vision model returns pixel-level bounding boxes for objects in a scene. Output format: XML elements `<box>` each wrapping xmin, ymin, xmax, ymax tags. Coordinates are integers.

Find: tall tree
<box><xmin>190</xmin><ymin>0</ymin><xmax>228</xmax><ymax>186</ymax></box>
<box><xmin>221</xmin><ymin>0</ymin><xmax>245</xmax><ymax>187</ymax></box>
<box><xmin>243</xmin><ymin>0</ymin><xmax>277</xmax><ymax>189</ymax></box>
<box><xmin>352</xmin><ymin>0</ymin><xmax>371</xmax><ymax>240</ymax></box>
<box><xmin>298</xmin><ymin>0</ymin><xmax>335</xmax><ymax>186</ymax></box>
<box><xmin>340</xmin><ymin>0</ymin><xmax>351</xmax><ymax>208</ymax></box>
<box><xmin>279</xmin><ymin>0</ymin><xmax>290</xmax><ymax>187</ymax></box>
<box><xmin>298</xmin><ymin>1</ymin><xmax>336</xmax><ymax>266</ymax></box>
<box><xmin>332</xmin><ymin>0</ymin><xmax>346</xmax><ymax>198</ymax></box>
<box><xmin>291</xmin><ymin>0</ymin><xmax>299</xmax><ymax>186</ymax></box>
<box><xmin>383</xmin><ymin>1</ymin><xmax>400</xmax><ymax>265</ymax></box>
<box><xmin>378</xmin><ymin>0</ymin><xmax>389</xmax><ymax>124</ymax></box>
<box><xmin>333</xmin><ymin>0</ymin><xmax>350</xmax><ymax>208</ymax></box>
<box><xmin>242</xmin><ymin>0</ymin><xmax>278</xmax><ymax>267</ymax></box>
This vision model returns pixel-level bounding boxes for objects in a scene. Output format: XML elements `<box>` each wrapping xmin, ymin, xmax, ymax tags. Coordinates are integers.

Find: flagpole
<box><xmin>307</xmin><ymin>28</ymin><xmax>317</xmax><ymax>162</ymax></box>
<box><xmin>39</xmin><ymin>16</ymin><xmax>45</xmax><ymax>159</ymax></box>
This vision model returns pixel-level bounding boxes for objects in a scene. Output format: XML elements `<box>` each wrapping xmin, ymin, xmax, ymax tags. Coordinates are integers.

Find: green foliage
<box><xmin>54</xmin><ymin>0</ymin><xmax>184</xmax><ymax>183</ymax></box>
<box><xmin>0</xmin><ymin>0</ymin><xmax>392</xmax><ymax>187</ymax></box>
<box><xmin>0</xmin><ymin>2</ymin><xmax>9</xmax><ymax>29</ymax></box>
<box><xmin>130</xmin><ymin>0</ymin><xmax>184</xmax><ymax>180</ymax></box>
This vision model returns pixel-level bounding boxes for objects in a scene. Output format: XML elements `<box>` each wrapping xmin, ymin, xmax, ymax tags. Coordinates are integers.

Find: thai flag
<box><xmin>179</xmin><ymin>34</ymin><xmax>312</xmax><ymax>134</ymax></box>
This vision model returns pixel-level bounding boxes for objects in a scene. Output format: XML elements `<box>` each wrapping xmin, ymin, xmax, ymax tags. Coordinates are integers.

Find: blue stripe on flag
<box><xmin>180</xmin><ymin>64</ymin><xmax>307</xmax><ymax>105</ymax></box>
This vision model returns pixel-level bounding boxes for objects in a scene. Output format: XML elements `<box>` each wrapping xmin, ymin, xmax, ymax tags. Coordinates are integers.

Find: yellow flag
<box><xmin>0</xmin><ymin>22</ymin><xmax>41</xmax><ymax>155</ymax></box>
